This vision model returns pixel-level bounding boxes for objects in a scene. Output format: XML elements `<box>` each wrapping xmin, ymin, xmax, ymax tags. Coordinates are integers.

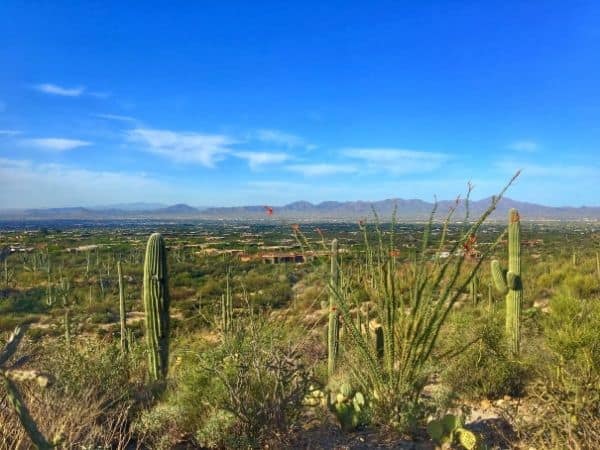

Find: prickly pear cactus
<box><xmin>328</xmin><ymin>382</ymin><xmax>368</xmax><ymax>431</ymax></box>
<box><xmin>427</xmin><ymin>414</ymin><xmax>477</xmax><ymax>450</ymax></box>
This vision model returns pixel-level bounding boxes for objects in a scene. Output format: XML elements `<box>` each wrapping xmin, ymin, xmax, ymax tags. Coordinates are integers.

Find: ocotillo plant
<box><xmin>491</xmin><ymin>208</ymin><xmax>523</xmax><ymax>356</ymax></box>
<box><xmin>0</xmin><ymin>325</ymin><xmax>53</xmax><ymax>449</ymax></box>
<box><xmin>328</xmin><ymin>239</ymin><xmax>340</xmax><ymax>378</ymax></box>
<box><xmin>596</xmin><ymin>252</ymin><xmax>600</xmax><ymax>281</ymax></box>
<box><xmin>117</xmin><ymin>260</ymin><xmax>127</xmax><ymax>354</ymax></box>
<box><xmin>143</xmin><ymin>233</ymin><xmax>170</xmax><ymax>382</ymax></box>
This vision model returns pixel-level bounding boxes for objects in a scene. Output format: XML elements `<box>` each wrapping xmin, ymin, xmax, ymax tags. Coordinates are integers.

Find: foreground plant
<box><xmin>330</xmin><ymin>173</ymin><xmax>519</xmax><ymax>431</ymax></box>
<box><xmin>143</xmin><ymin>233</ymin><xmax>170</xmax><ymax>382</ymax></box>
<box><xmin>0</xmin><ymin>325</ymin><xmax>53</xmax><ymax>449</ymax></box>
<box><xmin>427</xmin><ymin>414</ymin><xmax>477</xmax><ymax>449</ymax></box>
<box><xmin>491</xmin><ymin>208</ymin><xmax>522</xmax><ymax>355</ymax></box>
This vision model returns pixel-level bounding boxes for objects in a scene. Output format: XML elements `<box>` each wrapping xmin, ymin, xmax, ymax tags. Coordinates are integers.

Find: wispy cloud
<box><xmin>255</xmin><ymin>129</ymin><xmax>305</xmax><ymax>147</ymax></box>
<box><xmin>508</xmin><ymin>140</ymin><xmax>539</xmax><ymax>152</ymax></box>
<box><xmin>23</xmin><ymin>138</ymin><xmax>92</xmax><ymax>151</ymax></box>
<box><xmin>128</xmin><ymin>128</ymin><xmax>235</xmax><ymax>167</ymax></box>
<box><xmin>95</xmin><ymin>113</ymin><xmax>138</xmax><ymax>123</ymax></box>
<box><xmin>0</xmin><ymin>158</ymin><xmax>172</xmax><ymax>208</ymax></box>
<box><xmin>0</xmin><ymin>129</ymin><xmax>22</xmax><ymax>136</ymax></box>
<box><xmin>234</xmin><ymin>151</ymin><xmax>291</xmax><ymax>169</ymax></box>
<box><xmin>286</xmin><ymin>163</ymin><xmax>357</xmax><ymax>176</ymax></box>
<box><xmin>342</xmin><ymin>148</ymin><xmax>448</xmax><ymax>173</ymax></box>
<box><xmin>497</xmin><ymin>160</ymin><xmax>600</xmax><ymax>178</ymax></box>
<box><xmin>33</xmin><ymin>83</ymin><xmax>85</xmax><ymax>97</ymax></box>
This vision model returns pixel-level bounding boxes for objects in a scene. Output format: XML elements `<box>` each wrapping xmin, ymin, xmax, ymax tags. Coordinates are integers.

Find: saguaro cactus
<box><xmin>221</xmin><ymin>270</ymin><xmax>233</xmax><ymax>334</ymax></box>
<box><xmin>117</xmin><ymin>260</ymin><xmax>127</xmax><ymax>354</ymax></box>
<box><xmin>491</xmin><ymin>208</ymin><xmax>522</xmax><ymax>355</ymax></box>
<box><xmin>143</xmin><ymin>233</ymin><xmax>170</xmax><ymax>382</ymax></box>
<box><xmin>328</xmin><ymin>239</ymin><xmax>340</xmax><ymax>378</ymax></box>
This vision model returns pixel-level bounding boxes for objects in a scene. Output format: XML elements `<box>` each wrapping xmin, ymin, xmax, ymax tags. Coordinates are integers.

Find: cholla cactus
<box><xmin>491</xmin><ymin>208</ymin><xmax>522</xmax><ymax>355</ymax></box>
<box><xmin>0</xmin><ymin>325</ymin><xmax>53</xmax><ymax>449</ymax></box>
<box><xmin>143</xmin><ymin>233</ymin><xmax>170</xmax><ymax>382</ymax></box>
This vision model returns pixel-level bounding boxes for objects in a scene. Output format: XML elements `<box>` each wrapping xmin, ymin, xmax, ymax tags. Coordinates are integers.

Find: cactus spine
<box><xmin>143</xmin><ymin>233</ymin><xmax>170</xmax><ymax>382</ymax></box>
<box><xmin>491</xmin><ymin>208</ymin><xmax>522</xmax><ymax>356</ymax></box>
<box><xmin>328</xmin><ymin>239</ymin><xmax>340</xmax><ymax>378</ymax></box>
<box><xmin>117</xmin><ymin>260</ymin><xmax>127</xmax><ymax>354</ymax></box>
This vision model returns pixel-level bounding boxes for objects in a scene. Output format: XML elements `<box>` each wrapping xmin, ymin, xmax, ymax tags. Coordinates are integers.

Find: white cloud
<box><xmin>23</xmin><ymin>138</ymin><xmax>92</xmax><ymax>151</ymax></box>
<box><xmin>34</xmin><ymin>83</ymin><xmax>85</xmax><ymax>97</ymax></box>
<box><xmin>508</xmin><ymin>140</ymin><xmax>538</xmax><ymax>152</ymax></box>
<box><xmin>255</xmin><ymin>129</ymin><xmax>305</xmax><ymax>147</ymax></box>
<box><xmin>0</xmin><ymin>129</ymin><xmax>21</xmax><ymax>136</ymax></box>
<box><xmin>234</xmin><ymin>151</ymin><xmax>290</xmax><ymax>169</ymax></box>
<box><xmin>128</xmin><ymin>128</ymin><xmax>235</xmax><ymax>167</ymax></box>
<box><xmin>342</xmin><ymin>148</ymin><xmax>448</xmax><ymax>173</ymax></box>
<box><xmin>0</xmin><ymin>158</ymin><xmax>173</xmax><ymax>208</ymax></box>
<box><xmin>286</xmin><ymin>163</ymin><xmax>357</xmax><ymax>176</ymax></box>
<box><xmin>95</xmin><ymin>113</ymin><xmax>138</xmax><ymax>123</ymax></box>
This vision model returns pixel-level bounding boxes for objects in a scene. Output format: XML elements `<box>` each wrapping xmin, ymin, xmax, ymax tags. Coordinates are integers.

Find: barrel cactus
<box><xmin>491</xmin><ymin>208</ymin><xmax>522</xmax><ymax>356</ymax></box>
<box><xmin>143</xmin><ymin>233</ymin><xmax>170</xmax><ymax>382</ymax></box>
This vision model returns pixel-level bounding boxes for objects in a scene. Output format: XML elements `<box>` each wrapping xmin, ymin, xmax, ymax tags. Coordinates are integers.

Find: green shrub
<box><xmin>137</xmin><ymin>315</ymin><xmax>311</xmax><ymax>448</ymax></box>
<box><xmin>0</xmin><ymin>337</ymin><xmax>146</xmax><ymax>448</ymax></box>
<box><xmin>440</xmin><ymin>308</ymin><xmax>528</xmax><ymax>400</ymax></box>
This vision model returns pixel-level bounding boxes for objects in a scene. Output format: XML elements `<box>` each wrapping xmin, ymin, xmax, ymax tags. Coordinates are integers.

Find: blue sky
<box><xmin>1</xmin><ymin>1</ymin><xmax>599</xmax><ymax>208</ymax></box>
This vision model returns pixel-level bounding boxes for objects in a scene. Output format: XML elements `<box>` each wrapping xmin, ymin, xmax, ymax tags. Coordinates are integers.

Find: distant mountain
<box><xmin>1</xmin><ymin>198</ymin><xmax>600</xmax><ymax>221</ymax></box>
<box><xmin>154</xmin><ymin>204</ymin><xmax>199</xmax><ymax>215</ymax></box>
<box><xmin>89</xmin><ymin>202</ymin><xmax>167</xmax><ymax>211</ymax></box>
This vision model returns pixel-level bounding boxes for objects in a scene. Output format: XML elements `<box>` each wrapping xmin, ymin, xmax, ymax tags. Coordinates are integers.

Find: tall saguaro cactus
<box><xmin>328</xmin><ymin>239</ymin><xmax>340</xmax><ymax>378</ymax></box>
<box><xmin>491</xmin><ymin>208</ymin><xmax>522</xmax><ymax>356</ymax></box>
<box><xmin>221</xmin><ymin>270</ymin><xmax>233</xmax><ymax>334</ymax></box>
<box><xmin>117</xmin><ymin>260</ymin><xmax>127</xmax><ymax>354</ymax></box>
<box><xmin>143</xmin><ymin>233</ymin><xmax>170</xmax><ymax>382</ymax></box>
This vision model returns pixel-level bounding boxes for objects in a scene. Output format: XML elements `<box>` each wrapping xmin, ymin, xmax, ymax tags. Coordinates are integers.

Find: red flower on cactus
<box><xmin>315</xmin><ymin>227</ymin><xmax>323</xmax><ymax>238</ymax></box>
<box><xmin>264</xmin><ymin>206</ymin><xmax>274</xmax><ymax>216</ymax></box>
<box><xmin>463</xmin><ymin>234</ymin><xmax>478</xmax><ymax>258</ymax></box>
<box><xmin>291</xmin><ymin>223</ymin><xmax>300</xmax><ymax>232</ymax></box>
<box><xmin>358</xmin><ymin>219</ymin><xmax>365</xmax><ymax>227</ymax></box>
<box><xmin>389</xmin><ymin>249</ymin><xmax>400</xmax><ymax>257</ymax></box>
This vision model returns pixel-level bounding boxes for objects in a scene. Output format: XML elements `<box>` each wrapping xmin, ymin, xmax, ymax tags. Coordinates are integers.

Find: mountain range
<box><xmin>1</xmin><ymin>198</ymin><xmax>600</xmax><ymax>221</ymax></box>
